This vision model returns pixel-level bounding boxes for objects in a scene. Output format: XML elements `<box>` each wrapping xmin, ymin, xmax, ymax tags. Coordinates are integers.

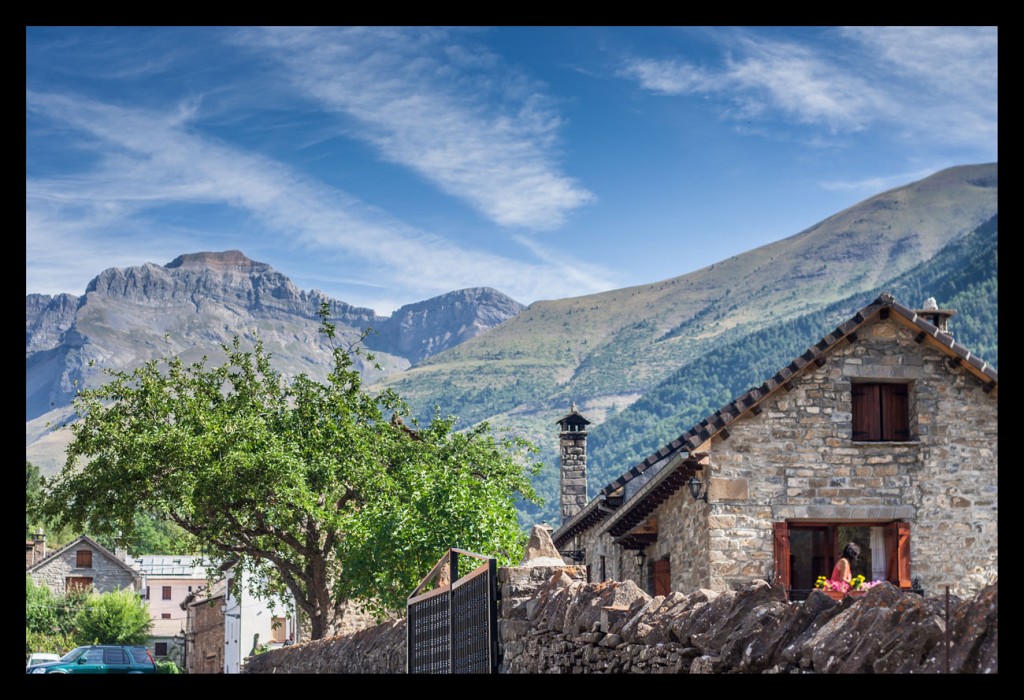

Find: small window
<box><xmin>66</xmin><ymin>576</ymin><xmax>93</xmax><ymax>592</ymax></box>
<box><xmin>144</xmin><ymin>586</ymin><xmax>150</xmax><ymax>600</ymax></box>
<box><xmin>162</xmin><ymin>586</ymin><xmax>172</xmax><ymax>600</ymax></box>
<box><xmin>161</xmin><ymin>613</ymin><xmax>172</xmax><ymax>619</ymax></box>
<box><xmin>76</xmin><ymin>549</ymin><xmax>93</xmax><ymax>568</ymax></box>
<box><xmin>154</xmin><ymin>642</ymin><xmax>168</xmax><ymax>657</ymax></box>
<box><xmin>852</xmin><ymin>383</ymin><xmax>910</xmax><ymax>441</ymax></box>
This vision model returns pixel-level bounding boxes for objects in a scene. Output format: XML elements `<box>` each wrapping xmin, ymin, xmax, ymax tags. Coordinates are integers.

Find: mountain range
<box><xmin>27</xmin><ymin>163</ymin><xmax>998</xmax><ymax>528</ymax></box>
<box><xmin>26</xmin><ymin>252</ymin><xmax>523</xmax><ymax>474</ymax></box>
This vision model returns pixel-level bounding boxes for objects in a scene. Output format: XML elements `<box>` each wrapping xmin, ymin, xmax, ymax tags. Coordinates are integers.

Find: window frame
<box><xmin>773</xmin><ymin>520</ymin><xmax>912</xmax><ymax>599</ymax></box>
<box><xmin>851</xmin><ymin>381</ymin><xmax>911</xmax><ymax>442</ymax></box>
<box><xmin>162</xmin><ymin>585</ymin><xmax>173</xmax><ymax>600</ymax></box>
<box><xmin>76</xmin><ymin>549</ymin><xmax>93</xmax><ymax>568</ymax></box>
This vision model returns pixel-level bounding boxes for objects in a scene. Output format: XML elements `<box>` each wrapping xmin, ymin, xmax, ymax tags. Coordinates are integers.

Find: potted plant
<box><xmin>815</xmin><ymin>575</ymin><xmax>884</xmax><ymax>600</ymax></box>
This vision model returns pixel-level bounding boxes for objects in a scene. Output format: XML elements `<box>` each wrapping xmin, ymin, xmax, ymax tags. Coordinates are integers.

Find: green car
<box><xmin>26</xmin><ymin>645</ymin><xmax>156</xmax><ymax>674</ymax></box>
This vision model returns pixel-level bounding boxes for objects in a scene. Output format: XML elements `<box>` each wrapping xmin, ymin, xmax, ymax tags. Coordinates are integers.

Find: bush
<box><xmin>156</xmin><ymin>659</ymin><xmax>181</xmax><ymax>674</ymax></box>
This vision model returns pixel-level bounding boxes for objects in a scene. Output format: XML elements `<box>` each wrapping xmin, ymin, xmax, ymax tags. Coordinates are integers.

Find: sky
<box><xmin>26</xmin><ymin>26</ymin><xmax>997</xmax><ymax>315</ymax></box>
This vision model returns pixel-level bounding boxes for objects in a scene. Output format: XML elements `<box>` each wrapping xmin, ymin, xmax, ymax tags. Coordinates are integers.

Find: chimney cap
<box><xmin>557</xmin><ymin>403</ymin><xmax>591</xmax><ymax>429</ymax></box>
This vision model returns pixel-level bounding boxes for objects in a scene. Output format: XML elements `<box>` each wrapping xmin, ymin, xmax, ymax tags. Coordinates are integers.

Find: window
<box><xmin>161</xmin><ymin>613</ymin><xmax>172</xmax><ymax>619</ymax></box>
<box><xmin>155</xmin><ymin>642</ymin><xmax>168</xmax><ymax>657</ymax></box>
<box><xmin>144</xmin><ymin>586</ymin><xmax>150</xmax><ymax>600</ymax></box>
<box><xmin>852</xmin><ymin>382</ymin><xmax>910</xmax><ymax>441</ymax></box>
<box><xmin>66</xmin><ymin>576</ymin><xmax>93</xmax><ymax>592</ymax></box>
<box><xmin>162</xmin><ymin>586</ymin><xmax>172</xmax><ymax>600</ymax></box>
<box><xmin>76</xmin><ymin>549</ymin><xmax>93</xmax><ymax>568</ymax></box>
<box><xmin>773</xmin><ymin>521</ymin><xmax>911</xmax><ymax>600</ymax></box>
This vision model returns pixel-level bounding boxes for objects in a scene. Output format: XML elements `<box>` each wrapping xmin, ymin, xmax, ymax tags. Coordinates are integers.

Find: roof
<box><xmin>128</xmin><ymin>555</ymin><xmax>210</xmax><ymax>579</ymax></box>
<box><xmin>26</xmin><ymin>534</ymin><xmax>140</xmax><ymax>577</ymax></box>
<box><xmin>553</xmin><ymin>292</ymin><xmax>997</xmax><ymax>549</ymax></box>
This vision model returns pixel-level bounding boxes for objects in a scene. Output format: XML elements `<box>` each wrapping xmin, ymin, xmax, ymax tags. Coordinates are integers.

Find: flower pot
<box><xmin>823</xmin><ymin>590</ymin><xmax>846</xmax><ymax>601</ymax></box>
<box><xmin>847</xmin><ymin>590</ymin><xmax>866</xmax><ymax>598</ymax></box>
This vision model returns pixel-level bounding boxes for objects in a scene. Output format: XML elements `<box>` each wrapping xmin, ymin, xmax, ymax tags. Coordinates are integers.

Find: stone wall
<box><xmin>244</xmin><ymin>565</ymin><xmax>997</xmax><ymax>674</ymax></box>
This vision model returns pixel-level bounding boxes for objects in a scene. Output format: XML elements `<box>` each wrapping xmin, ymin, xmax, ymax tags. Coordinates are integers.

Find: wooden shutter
<box><xmin>772</xmin><ymin>522</ymin><xmax>791</xmax><ymax>593</ymax></box>
<box><xmin>881</xmin><ymin>384</ymin><xmax>910</xmax><ymax>441</ymax></box>
<box><xmin>885</xmin><ymin>522</ymin><xmax>912</xmax><ymax>589</ymax></box>
<box><xmin>852</xmin><ymin>384</ymin><xmax>881</xmax><ymax>441</ymax></box>
<box><xmin>66</xmin><ymin>576</ymin><xmax>93</xmax><ymax>592</ymax></box>
<box><xmin>76</xmin><ymin>549</ymin><xmax>92</xmax><ymax>568</ymax></box>
<box><xmin>653</xmin><ymin>559</ymin><xmax>671</xmax><ymax>596</ymax></box>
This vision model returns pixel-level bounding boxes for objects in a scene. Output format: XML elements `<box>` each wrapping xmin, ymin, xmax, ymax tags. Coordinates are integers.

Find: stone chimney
<box><xmin>26</xmin><ymin>532</ymin><xmax>46</xmax><ymax>567</ymax></box>
<box><xmin>916</xmin><ymin>297</ymin><xmax>957</xmax><ymax>335</ymax></box>
<box><xmin>557</xmin><ymin>403</ymin><xmax>590</xmax><ymax>523</ymax></box>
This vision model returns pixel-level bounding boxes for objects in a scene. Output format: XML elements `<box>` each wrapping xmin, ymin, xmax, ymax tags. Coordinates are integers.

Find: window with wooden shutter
<box><xmin>852</xmin><ymin>382</ymin><xmax>910</xmax><ymax>441</ymax></box>
<box><xmin>66</xmin><ymin>576</ymin><xmax>93</xmax><ymax>592</ymax></box>
<box><xmin>162</xmin><ymin>585</ymin><xmax>172</xmax><ymax>600</ymax></box>
<box><xmin>884</xmin><ymin>521</ymin><xmax>912</xmax><ymax>589</ymax></box>
<box><xmin>76</xmin><ymin>549</ymin><xmax>92</xmax><ymax>568</ymax></box>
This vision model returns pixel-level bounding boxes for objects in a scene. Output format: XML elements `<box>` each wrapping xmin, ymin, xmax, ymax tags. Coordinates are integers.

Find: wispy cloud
<box><xmin>619</xmin><ymin>27</ymin><xmax>996</xmax><ymax>150</ymax></box>
<box><xmin>233</xmin><ymin>27</ymin><xmax>595</xmax><ymax>230</ymax></box>
<box><xmin>26</xmin><ymin>91</ymin><xmax>616</xmax><ymax>309</ymax></box>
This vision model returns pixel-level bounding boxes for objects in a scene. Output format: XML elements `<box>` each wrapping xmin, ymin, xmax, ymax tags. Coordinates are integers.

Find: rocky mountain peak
<box><xmin>165</xmin><ymin>250</ymin><xmax>268</xmax><ymax>273</ymax></box>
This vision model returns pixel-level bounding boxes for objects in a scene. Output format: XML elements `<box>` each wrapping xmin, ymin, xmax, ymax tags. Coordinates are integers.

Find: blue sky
<box><xmin>26</xmin><ymin>26</ymin><xmax>997</xmax><ymax>315</ymax></box>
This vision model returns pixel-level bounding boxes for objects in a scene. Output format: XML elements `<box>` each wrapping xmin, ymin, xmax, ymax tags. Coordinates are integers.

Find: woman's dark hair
<box><xmin>842</xmin><ymin>542</ymin><xmax>861</xmax><ymax>562</ymax></box>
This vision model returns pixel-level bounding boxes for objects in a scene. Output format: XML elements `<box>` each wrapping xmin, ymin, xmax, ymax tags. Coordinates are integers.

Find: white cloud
<box><xmin>233</xmin><ymin>27</ymin><xmax>595</xmax><ymax>230</ymax></box>
<box><xmin>619</xmin><ymin>27</ymin><xmax>996</xmax><ymax>149</ymax></box>
<box><xmin>26</xmin><ymin>91</ymin><xmax>616</xmax><ymax>308</ymax></box>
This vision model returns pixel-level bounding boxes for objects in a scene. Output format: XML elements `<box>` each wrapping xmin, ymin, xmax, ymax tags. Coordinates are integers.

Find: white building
<box><xmin>220</xmin><ymin>561</ymin><xmax>299</xmax><ymax>674</ymax></box>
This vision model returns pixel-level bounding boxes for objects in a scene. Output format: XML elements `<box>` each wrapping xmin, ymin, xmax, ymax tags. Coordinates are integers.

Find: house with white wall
<box><xmin>220</xmin><ymin>561</ymin><xmax>299</xmax><ymax>674</ymax></box>
<box><xmin>129</xmin><ymin>555</ymin><xmax>210</xmax><ymax>662</ymax></box>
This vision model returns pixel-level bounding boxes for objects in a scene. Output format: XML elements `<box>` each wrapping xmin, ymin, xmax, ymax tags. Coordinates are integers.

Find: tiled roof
<box><xmin>555</xmin><ymin>292</ymin><xmax>997</xmax><ymax>546</ymax></box>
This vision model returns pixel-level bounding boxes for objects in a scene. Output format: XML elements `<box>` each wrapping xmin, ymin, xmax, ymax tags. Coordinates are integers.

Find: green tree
<box><xmin>26</xmin><ymin>576</ymin><xmax>88</xmax><ymax>655</ymax></box>
<box><xmin>73</xmin><ymin>587</ymin><xmax>152</xmax><ymax>646</ymax></box>
<box><xmin>26</xmin><ymin>462</ymin><xmax>42</xmax><ymax>536</ymax></box>
<box><xmin>39</xmin><ymin>304</ymin><xmax>541</xmax><ymax>639</ymax></box>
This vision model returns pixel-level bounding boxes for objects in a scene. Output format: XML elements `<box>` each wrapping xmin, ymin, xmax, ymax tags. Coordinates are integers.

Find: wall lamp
<box><xmin>688</xmin><ymin>474</ymin><xmax>708</xmax><ymax>503</ymax></box>
<box><xmin>634</xmin><ymin>549</ymin><xmax>647</xmax><ymax>570</ymax></box>
<box><xmin>559</xmin><ymin>549</ymin><xmax>586</xmax><ymax>563</ymax></box>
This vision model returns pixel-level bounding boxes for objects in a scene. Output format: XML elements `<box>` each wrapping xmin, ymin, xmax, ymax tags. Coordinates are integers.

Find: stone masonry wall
<box><xmin>560</xmin><ymin>431</ymin><xmax>588</xmax><ymax>521</ymax></box>
<box><xmin>245</xmin><ymin>565</ymin><xmax>997</xmax><ymax>674</ymax></box>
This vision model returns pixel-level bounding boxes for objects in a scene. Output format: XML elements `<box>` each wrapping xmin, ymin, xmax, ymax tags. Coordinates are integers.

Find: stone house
<box><xmin>552</xmin><ymin>293</ymin><xmax>997</xmax><ymax>601</ymax></box>
<box><xmin>27</xmin><ymin>534</ymin><xmax>142</xmax><ymax>595</ymax></box>
<box><xmin>181</xmin><ymin>579</ymin><xmax>226</xmax><ymax>674</ymax></box>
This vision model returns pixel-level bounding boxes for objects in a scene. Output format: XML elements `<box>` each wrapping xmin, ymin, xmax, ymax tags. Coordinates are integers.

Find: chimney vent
<box><xmin>916</xmin><ymin>298</ymin><xmax>956</xmax><ymax>335</ymax></box>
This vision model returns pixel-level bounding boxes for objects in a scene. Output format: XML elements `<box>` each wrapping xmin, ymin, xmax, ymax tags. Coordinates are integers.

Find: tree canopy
<box><xmin>37</xmin><ymin>305</ymin><xmax>541</xmax><ymax>638</ymax></box>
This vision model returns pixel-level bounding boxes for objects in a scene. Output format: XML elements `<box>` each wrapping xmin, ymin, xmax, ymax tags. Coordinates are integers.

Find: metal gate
<box><xmin>406</xmin><ymin>548</ymin><xmax>498</xmax><ymax>674</ymax></box>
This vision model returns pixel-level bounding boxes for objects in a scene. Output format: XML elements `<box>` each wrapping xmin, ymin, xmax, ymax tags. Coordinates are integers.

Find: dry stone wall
<box><xmin>244</xmin><ymin>564</ymin><xmax>996</xmax><ymax>674</ymax></box>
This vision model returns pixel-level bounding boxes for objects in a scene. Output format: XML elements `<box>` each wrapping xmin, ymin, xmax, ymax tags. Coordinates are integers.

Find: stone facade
<box><xmin>183</xmin><ymin>584</ymin><xmax>226</xmax><ymax>674</ymax></box>
<box><xmin>27</xmin><ymin>535</ymin><xmax>141</xmax><ymax>595</ymax></box>
<box><xmin>561</xmin><ymin>296</ymin><xmax>997</xmax><ymax>601</ymax></box>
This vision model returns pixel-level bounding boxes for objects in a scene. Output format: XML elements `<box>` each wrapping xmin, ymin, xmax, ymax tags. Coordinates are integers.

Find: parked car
<box><xmin>26</xmin><ymin>653</ymin><xmax>60</xmax><ymax>668</ymax></box>
<box><xmin>26</xmin><ymin>645</ymin><xmax>156</xmax><ymax>674</ymax></box>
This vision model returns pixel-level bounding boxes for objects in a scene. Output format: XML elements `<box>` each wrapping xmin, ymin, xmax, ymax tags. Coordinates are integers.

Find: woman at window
<box><xmin>831</xmin><ymin>542</ymin><xmax>861</xmax><ymax>584</ymax></box>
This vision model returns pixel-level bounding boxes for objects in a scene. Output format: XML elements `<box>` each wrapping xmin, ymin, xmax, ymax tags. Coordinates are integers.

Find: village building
<box><xmin>128</xmin><ymin>554</ymin><xmax>210</xmax><ymax>662</ymax></box>
<box><xmin>27</xmin><ymin>534</ymin><xmax>142</xmax><ymax>595</ymax></box>
<box><xmin>552</xmin><ymin>293</ymin><xmax>997</xmax><ymax>600</ymax></box>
